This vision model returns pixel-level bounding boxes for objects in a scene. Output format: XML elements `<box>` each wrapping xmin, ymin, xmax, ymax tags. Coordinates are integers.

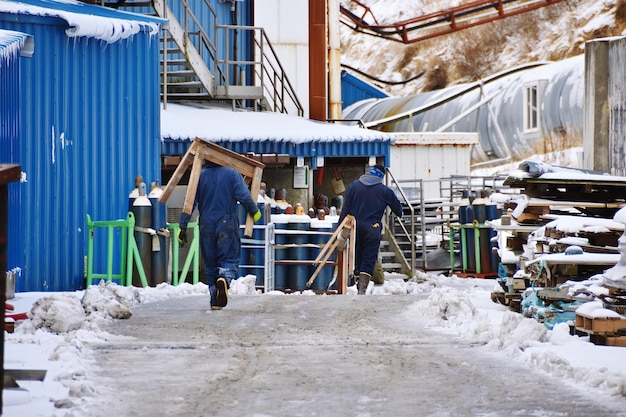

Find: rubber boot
<box><xmin>357</xmin><ymin>272</ymin><xmax>371</xmax><ymax>295</ymax></box>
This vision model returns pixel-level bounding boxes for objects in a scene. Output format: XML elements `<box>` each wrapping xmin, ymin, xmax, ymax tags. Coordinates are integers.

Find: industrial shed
<box><xmin>160</xmin><ymin>102</ymin><xmax>394</xmax><ymax>212</ymax></box>
<box><xmin>0</xmin><ymin>0</ymin><xmax>165</xmax><ymax>291</ymax></box>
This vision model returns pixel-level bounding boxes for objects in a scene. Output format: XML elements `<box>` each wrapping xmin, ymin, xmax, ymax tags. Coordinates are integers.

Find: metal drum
<box><xmin>250</xmin><ymin>196</ymin><xmax>266</xmax><ymax>287</ymax></box>
<box><xmin>148</xmin><ymin>182</ymin><xmax>168</xmax><ymax>285</ymax></box>
<box><xmin>272</xmin><ymin>214</ymin><xmax>290</xmax><ymax>291</ymax></box>
<box><xmin>309</xmin><ymin>218</ymin><xmax>334</xmax><ymax>291</ymax></box>
<box><xmin>287</xmin><ymin>214</ymin><xmax>311</xmax><ymax>291</ymax></box>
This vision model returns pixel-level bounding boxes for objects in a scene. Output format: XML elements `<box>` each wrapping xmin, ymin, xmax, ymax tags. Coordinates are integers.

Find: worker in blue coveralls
<box><xmin>338</xmin><ymin>164</ymin><xmax>403</xmax><ymax>295</ymax></box>
<box><xmin>178</xmin><ymin>161</ymin><xmax>261</xmax><ymax>310</ymax></box>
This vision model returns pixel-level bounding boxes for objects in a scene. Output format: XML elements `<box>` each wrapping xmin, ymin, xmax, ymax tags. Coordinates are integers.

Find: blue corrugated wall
<box><xmin>0</xmin><ymin>16</ymin><xmax>162</xmax><ymax>291</ymax></box>
<box><xmin>0</xmin><ymin>33</ymin><xmax>23</xmax><ymax>278</ymax></box>
<box><xmin>341</xmin><ymin>70</ymin><xmax>389</xmax><ymax>109</ymax></box>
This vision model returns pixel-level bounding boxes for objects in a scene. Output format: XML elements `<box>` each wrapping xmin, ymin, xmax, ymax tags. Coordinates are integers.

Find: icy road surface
<box><xmin>81</xmin><ymin>294</ymin><xmax>625</xmax><ymax>417</ymax></box>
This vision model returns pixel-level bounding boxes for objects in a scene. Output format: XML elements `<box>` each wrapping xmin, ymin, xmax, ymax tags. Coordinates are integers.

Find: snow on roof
<box><xmin>0</xmin><ymin>29</ymin><xmax>30</xmax><ymax>64</ymax></box>
<box><xmin>543</xmin><ymin>215</ymin><xmax>625</xmax><ymax>234</ymax></box>
<box><xmin>161</xmin><ymin>103</ymin><xmax>394</xmax><ymax>144</ymax></box>
<box><xmin>0</xmin><ymin>0</ymin><xmax>163</xmax><ymax>43</ymax></box>
<box><xmin>526</xmin><ymin>252</ymin><xmax>620</xmax><ymax>266</ymax></box>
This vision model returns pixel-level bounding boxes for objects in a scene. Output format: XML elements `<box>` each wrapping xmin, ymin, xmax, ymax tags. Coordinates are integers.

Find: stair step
<box><xmin>381</xmin><ymin>262</ymin><xmax>402</xmax><ymax>270</ymax></box>
<box><xmin>379</xmin><ymin>251</ymin><xmax>396</xmax><ymax>258</ymax></box>
<box><xmin>160</xmin><ymin>93</ymin><xmax>212</xmax><ymax>101</ymax></box>
<box><xmin>163</xmin><ymin>70</ymin><xmax>197</xmax><ymax>78</ymax></box>
<box><xmin>167</xmin><ymin>80</ymin><xmax>203</xmax><ymax>88</ymax></box>
<box><xmin>161</xmin><ymin>57</ymin><xmax>188</xmax><ymax>64</ymax></box>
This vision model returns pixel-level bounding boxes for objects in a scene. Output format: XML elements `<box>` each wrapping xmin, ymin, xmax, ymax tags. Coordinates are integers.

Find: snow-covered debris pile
<box><xmin>15</xmin><ymin>280</ymin><xmax>209</xmax><ymax>335</ymax></box>
<box><xmin>403</xmin><ymin>284</ymin><xmax>626</xmax><ymax>396</ymax></box>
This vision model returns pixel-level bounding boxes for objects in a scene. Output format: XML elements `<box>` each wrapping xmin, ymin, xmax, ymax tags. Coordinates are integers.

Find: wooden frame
<box><xmin>159</xmin><ymin>138</ymin><xmax>265</xmax><ymax>237</ymax></box>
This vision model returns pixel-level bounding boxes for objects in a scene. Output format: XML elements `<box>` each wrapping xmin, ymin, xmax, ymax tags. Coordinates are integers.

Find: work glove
<box><xmin>178</xmin><ymin>227</ymin><xmax>188</xmax><ymax>247</ymax></box>
<box><xmin>253</xmin><ymin>209</ymin><xmax>262</xmax><ymax>223</ymax></box>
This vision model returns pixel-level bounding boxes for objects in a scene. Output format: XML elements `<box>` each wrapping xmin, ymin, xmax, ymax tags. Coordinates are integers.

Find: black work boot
<box><xmin>357</xmin><ymin>272</ymin><xmax>371</xmax><ymax>295</ymax></box>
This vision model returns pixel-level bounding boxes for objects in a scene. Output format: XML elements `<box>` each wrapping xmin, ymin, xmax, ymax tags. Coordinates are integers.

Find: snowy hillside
<box><xmin>340</xmin><ymin>0</ymin><xmax>626</xmax><ymax>97</ymax></box>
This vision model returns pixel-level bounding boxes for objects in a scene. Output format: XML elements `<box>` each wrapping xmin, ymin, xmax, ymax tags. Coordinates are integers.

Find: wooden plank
<box><xmin>244</xmin><ymin>166</ymin><xmax>263</xmax><ymax>237</ymax></box>
<box><xmin>183</xmin><ymin>153</ymin><xmax>204</xmax><ymax>215</ymax></box>
<box><xmin>194</xmin><ymin>137</ymin><xmax>264</xmax><ymax>168</ymax></box>
<box><xmin>159</xmin><ymin>148</ymin><xmax>196</xmax><ymax>203</ymax></box>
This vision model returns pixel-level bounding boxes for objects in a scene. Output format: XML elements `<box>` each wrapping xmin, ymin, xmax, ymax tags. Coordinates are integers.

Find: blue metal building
<box><xmin>341</xmin><ymin>70</ymin><xmax>389</xmax><ymax>110</ymax></box>
<box><xmin>0</xmin><ymin>29</ymin><xmax>33</xmax><ymax>286</ymax></box>
<box><xmin>0</xmin><ymin>0</ymin><xmax>165</xmax><ymax>291</ymax></box>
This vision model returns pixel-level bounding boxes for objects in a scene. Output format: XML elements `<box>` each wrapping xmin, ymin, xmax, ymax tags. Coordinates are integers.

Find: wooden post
<box><xmin>307</xmin><ymin>215</ymin><xmax>355</xmax><ymax>294</ymax></box>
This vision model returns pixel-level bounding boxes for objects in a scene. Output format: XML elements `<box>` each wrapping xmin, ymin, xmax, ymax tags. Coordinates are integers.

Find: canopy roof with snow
<box><xmin>0</xmin><ymin>28</ymin><xmax>32</xmax><ymax>63</ymax></box>
<box><xmin>161</xmin><ymin>103</ymin><xmax>395</xmax><ymax>163</ymax></box>
<box><xmin>0</xmin><ymin>0</ymin><xmax>164</xmax><ymax>42</ymax></box>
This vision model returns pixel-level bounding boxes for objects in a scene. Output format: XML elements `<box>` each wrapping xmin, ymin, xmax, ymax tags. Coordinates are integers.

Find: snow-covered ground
<box><xmin>3</xmin><ymin>271</ymin><xmax>625</xmax><ymax>416</ymax></box>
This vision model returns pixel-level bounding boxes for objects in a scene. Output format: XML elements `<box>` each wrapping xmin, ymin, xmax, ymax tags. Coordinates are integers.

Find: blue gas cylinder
<box><xmin>287</xmin><ymin>214</ymin><xmax>311</xmax><ymax>291</ymax></box>
<box><xmin>309</xmin><ymin>218</ymin><xmax>334</xmax><ymax>291</ymax></box>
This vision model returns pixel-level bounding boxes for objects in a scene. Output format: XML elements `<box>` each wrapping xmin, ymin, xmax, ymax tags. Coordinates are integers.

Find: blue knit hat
<box><xmin>369</xmin><ymin>165</ymin><xmax>385</xmax><ymax>179</ymax></box>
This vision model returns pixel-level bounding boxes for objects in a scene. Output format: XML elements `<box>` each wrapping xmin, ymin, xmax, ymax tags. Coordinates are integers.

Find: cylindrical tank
<box><xmin>325</xmin><ymin>214</ymin><xmax>340</xmax><ymax>290</ymax></box>
<box><xmin>272</xmin><ymin>214</ymin><xmax>290</xmax><ymax>291</ymax></box>
<box><xmin>128</xmin><ymin>175</ymin><xmax>143</xmax><ymax>213</ymax></box>
<box><xmin>148</xmin><ymin>181</ymin><xmax>168</xmax><ymax>285</ymax></box>
<box><xmin>132</xmin><ymin>182</ymin><xmax>152</xmax><ymax>286</ymax></box>
<box><xmin>287</xmin><ymin>214</ymin><xmax>311</xmax><ymax>291</ymax></box>
<box><xmin>238</xmin><ymin>203</ymin><xmax>250</xmax><ymax>277</ymax></box>
<box><xmin>250</xmin><ymin>194</ymin><xmax>267</xmax><ymax>287</ymax></box>
<box><xmin>486</xmin><ymin>203</ymin><xmax>500</xmax><ymax>273</ymax></box>
<box><xmin>309</xmin><ymin>218</ymin><xmax>334</xmax><ymax>291</ymax></box>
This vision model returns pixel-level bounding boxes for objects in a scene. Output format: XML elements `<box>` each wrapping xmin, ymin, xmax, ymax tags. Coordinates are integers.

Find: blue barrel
<box><xmin>309</xmin><ymin>219</ymin><xmax>334</xmax><ymax>291</ymax></box>
<box><xmin>287</xmin><ymin>214</ymin><xmax>311</xmax><ymax>291</ymax></box>
<box><xmin>473</xmin><ymin>204</ymin><xmax>486</xmax><ymax>223</ymax></box>
<box><xmin>485</xmin><ymin>203</ymin><xmax>499</xmax><ymax>221</ymax></box>
<box><xmin>458</xmin><ymin>205</ymin><xmax>471</xmax><ymax>224</ymax></box>
<box><xmin>272</xmin><ymin>214</ymin><xmax>290</xmax><ymax>291</ymax></box>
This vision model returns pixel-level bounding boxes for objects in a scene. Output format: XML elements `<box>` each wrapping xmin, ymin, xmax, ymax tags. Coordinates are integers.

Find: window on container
<box><xmin>524</xmin><ymin>84</ymin><xmax>539</xmax><ymax>132</ymax></box>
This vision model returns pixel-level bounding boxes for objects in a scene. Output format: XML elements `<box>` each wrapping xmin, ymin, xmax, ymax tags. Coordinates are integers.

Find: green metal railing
<box><xmin>86</xmin><ymin>213</ymin><xmax>200</xmax><ymax>287</ymax></box>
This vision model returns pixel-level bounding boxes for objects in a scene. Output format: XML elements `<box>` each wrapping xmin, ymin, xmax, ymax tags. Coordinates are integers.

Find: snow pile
<box><xmin>404</xmin><ymin>282</ymin><xmax>626</xmax><ymax>396</ymax></box>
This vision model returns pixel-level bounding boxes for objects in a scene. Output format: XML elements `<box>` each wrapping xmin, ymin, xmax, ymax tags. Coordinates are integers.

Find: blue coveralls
<box><xmin>339</xmin><ymin>173</ymin><xmax>403</xmax><ymax>277</ymax></box>
<box><xmin>179</xmin><ymin>163</ymin><xmax>258</xmax><ymax>307</ymax></box>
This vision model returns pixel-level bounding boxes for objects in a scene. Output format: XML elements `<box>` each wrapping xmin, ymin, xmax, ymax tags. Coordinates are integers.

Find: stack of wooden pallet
<box><xmin>575</xmin><ymin>310</ymin><xmax>626</xmax><ymax>346</ymax></box>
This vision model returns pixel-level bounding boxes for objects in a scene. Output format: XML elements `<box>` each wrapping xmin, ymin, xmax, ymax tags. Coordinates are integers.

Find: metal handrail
<box><xmin>154</xmin><ymin>0</ymin><xmax>301</xmax><ymax>115</ymax></box>
<box><xmin>385</xmin><ymin>168</ymin><xmax>416</xmax><ymax>274</ymax></box>
<box><xmin>217</xmin><ymin>25</ymin><xmax>304</xmax><ymax>116</ymax></box>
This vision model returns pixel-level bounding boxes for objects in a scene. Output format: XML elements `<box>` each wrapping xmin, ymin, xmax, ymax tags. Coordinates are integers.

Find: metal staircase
<box><xmin>108</xmin><ymin>0</ymin><xmax>303</xmax><ymax>115</ymax></box>
<box><xmin>382</xmin><ymin>173</ymin><xmax>514</xmax><ymax>277</ymax></box>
